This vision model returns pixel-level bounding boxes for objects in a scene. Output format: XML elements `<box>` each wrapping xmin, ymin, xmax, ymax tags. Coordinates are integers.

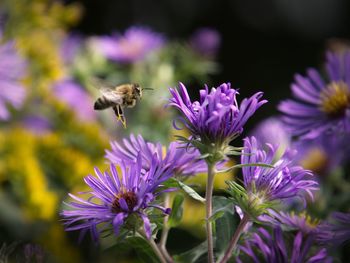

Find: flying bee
<box><xmin>93</xmin><ymin>82</ymin><xmax>147</xmax><ymax>128</ymax></box>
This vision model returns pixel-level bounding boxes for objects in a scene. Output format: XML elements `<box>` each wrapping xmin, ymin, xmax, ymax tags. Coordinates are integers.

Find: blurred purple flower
<box><xmin>279</xmin><ymin>52</ymin><xmax>350</xmax><ymax>139</ymax></box>
<box><xmin>259</xmin><ymin>210</ymin><xmax>320</xmax><ymax>235</ymax></box>
<box><xmin>293</xmin><ymin>133</ymin><xmax>350</xmax><ymax>174</ymax></box>
<box><xmin>241</xmin><ymin>136</ymin><xmax>318</xmax><ymax>205</ymax></box>
<box><xmin>238</xmin><ymin>227</ymin><xmax>332</xmax><ymax>263</ymax></box>
<box><xmin>317</xmin><ymin>212</ymin><xmax>350</xmax><ymax>247</ymax></box>
<box><xmin>61</xmin><ymin>153</ymin><xmax>172</xmax><ymax>241</ymax></box>
<box><xmin>169</xmin><ymin>82</ymin><xmax>266</xmax><ymax>148</ymax></box>
<box><xmin>250</xmin><ymin>117</ymin><xmax>350</xmax><ymax>174</ymax></box>
<box><xmin>190</xmin><ymin>28</ymin><xmax>221</xmax><ymax>57</ymax></box>
<box><xmin>105</xmin><ymin>134</ymin><xmax>207</xmax><ymax>177</ymax></box>
<box><xmin>61</xmin><ymin>34</ymin><xmax>82</xmax><ymax>65</ymax></box>
<box><xmin>23</xmin><ymin>244</ymin><xmax>45</xmax><ymax>263</ymax></box>
<box><xmin>93</xmin><ymin>26</ymin><xmax>164</xmax><ymax>63</ymax></box>
<box><xmin>250</xmin><ymin>117</ymin><xmax>291</xmax><ymax>151</ymax></box>
<box><xmin>53</xmin><ymin>79</ymin><xmax>96</xmax><ymax>122</ymax></box>
<box><xmin>0</xmin><ymin>41</ymin><xmax>26</xmax><ymax>120</ymax></box>
<box><xmin>23</xmin><ymin>115</ymin><xmax>51</xmax><ymax>135</ymax></box>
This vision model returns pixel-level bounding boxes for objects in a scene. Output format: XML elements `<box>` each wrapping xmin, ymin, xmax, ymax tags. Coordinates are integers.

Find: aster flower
<box><xmin>0</xmin><ymin>40</ymin><xmax>26</xmax><ymax>120</ymax></box>
<box><xmin>279</xmin><ymin>52</ymin><xmax>350</xmax><ymax>139</ymax></box>
<box><xmin>227</xmin><ymin>137</ymin><xmax>318</xmax><ymax>218</ymax></box>
<box><xmin>168</xmin><ymin>82</ymin><xmax>266</xmax><ymax>162</ymax></box>
<box><xmin>61</xmin><ymin>153</ymin><xmax>172</xmax><ymax>241</ymax></box>
<box><xmin>259</xmin><ymin>210</ymin><xmax>320</xmax><ymax>235</ymax></box>
<box><xmin>93</xmin><ymin>26</ymin><xmax>164</xmax><ymax>63</ymax></box>
<box><xmin>317</xmin><ymin>212</ymin><xmax>350</xmax><ymax>247</ymax></box>
<box><xmin>105</xmin><ymin>134</ymin><xmax>207</xmax><ymax>177</ymax></box>
<box><xmin>190</xmin><ymin>28</ymin><xmax>221</xmax><ymax>57</ymax></box>
<box><xmin>237</xmin><ymin>227</ymin><xmax>332</xmax><ymax>263</ymax></box>
<box><xmin>53</xmin><ymin>79</ymin><xmax>96</xmax><ymax>122</ymax></box>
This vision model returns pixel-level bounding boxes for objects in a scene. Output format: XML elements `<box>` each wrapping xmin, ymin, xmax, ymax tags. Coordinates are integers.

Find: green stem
<box><xmin>205</xmin><ymin>163</ymin><xmax>216</xmax><ymax>263</ymax></box>
<box><xmin>159</xmin><ymin>194</ymin><xmax>173</xmax><ymax>262</ymax></box>
<box><xmin>219</xmin><ymin>213</ymin><xmax>250</xmax><ymax>263</ymax></box>
<box><xmin>140</xmin><ymin>231</ymin><xmax>167</xmax><ymax>263</ymax></box>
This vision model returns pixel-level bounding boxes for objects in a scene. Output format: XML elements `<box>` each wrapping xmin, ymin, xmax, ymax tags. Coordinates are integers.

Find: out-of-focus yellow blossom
<box><xmin>4</xmin><ymin>0</ymin><xmax>81</xmax><ymax>33</ymax></box>
<box><xmin>39</xmin><ymin>222</ymin><xmax>81</xmax><ymax>263</ymax></box>
<box><xmin>37</xmin><ymin>132</ymin><xmax>104</xmax><ymax>187</ymax></box>
<box><xmin>4</xmin><ymin>0</ymin><xmax>82</xmax><ymax>86</ymax></box>
<box><xmin>1</xmin><ymin>128</ymin><xmax>58</xmax><ymax>220</ymax></box>
<box><xmin>17</xmin><ymin>30</ymin><xmax>64</xmax><ymax>83</ymax></box>
<box><xmin>300</xmin><ymin>147</ymin><xmax>328</xmax><ymax>174</ymax></box>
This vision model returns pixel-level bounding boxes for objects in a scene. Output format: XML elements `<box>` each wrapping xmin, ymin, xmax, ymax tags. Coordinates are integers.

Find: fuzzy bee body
<box><xmin>93</xmin><ymin>83</ymin><xmax>143</xmax><ymax>128</ymax></box>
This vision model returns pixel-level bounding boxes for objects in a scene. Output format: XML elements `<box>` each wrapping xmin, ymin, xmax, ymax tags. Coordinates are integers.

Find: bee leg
<box><xmin>113</xmin><ymin>105</ymin><xmax>127</xmax><ymax>128</ymax></box>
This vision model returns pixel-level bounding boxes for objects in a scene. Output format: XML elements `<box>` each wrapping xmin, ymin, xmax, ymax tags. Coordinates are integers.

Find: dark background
<box><xmin>70</xmin><ymin>0</ymin><xmax>350</xmax><ymax>129</ymax></box>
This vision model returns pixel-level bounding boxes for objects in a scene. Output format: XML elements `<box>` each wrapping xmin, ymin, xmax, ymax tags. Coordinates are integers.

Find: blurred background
<box><xmin>1</xmin><ymin>0</ymin><xmax>350</xmax><ymax>262</ymax></box>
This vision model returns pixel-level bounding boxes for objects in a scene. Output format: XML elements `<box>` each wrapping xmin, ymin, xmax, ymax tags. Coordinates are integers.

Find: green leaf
<box><xmin>168</xmin><ymin>194</ymin><xmax>184</xmax><ymax>227</ymax></box>
<box><xmin>164</xmin><ymin>178</ymin><xmax>205</xmax><ymax>203</ymax></box>
<box><xmin>208</xmin><ymin>210</ymin><xmax>225</xmax><ymax>222</ymax></box>
<box><xmin>173</xmin><ymin>241</ymin><xmax>208</xmax><ymax>263</ymax></box>
<box><xmin>213</xmin><ymin>196</ymin><xmax>240</xmax><ymax>259</ymax></box>
<box><xmin>176</xmin><ymin>179</ymin><xmax>206</xmax><ymax>203</ymax></box>
<box><xmin>126</xmin><ymin>236</ymin><xmax>160</xmax><ymax>263</ymax></box>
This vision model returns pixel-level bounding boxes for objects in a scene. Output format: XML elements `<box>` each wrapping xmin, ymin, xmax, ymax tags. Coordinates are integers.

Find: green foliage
<box><xmin>213</xmin><ymin>196</ymin><xmax>239</xmax><ymax>259</ymax></box>
<box><xmin>168</xmin><ymin>194</ymin><xmax>185</xmax><ymax>227</ymax></box>
<box><xmin>173</xmin><ymin>241</ymin><xmax>208</xmax><ymax>263</ymax></box>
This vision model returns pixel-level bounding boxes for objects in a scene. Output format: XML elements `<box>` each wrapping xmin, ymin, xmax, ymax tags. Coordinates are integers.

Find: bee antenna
<box><xmin>142</xmin><ymin>87</ymin><xmax>154</xmax><ymax>91</ymax></box>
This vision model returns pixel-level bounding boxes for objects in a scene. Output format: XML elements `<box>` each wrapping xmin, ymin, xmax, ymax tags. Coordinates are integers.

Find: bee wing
<box><xmin>112</xmin><ymin>105</ymin><xmax>127</xmax><ymax>128</ymax></box>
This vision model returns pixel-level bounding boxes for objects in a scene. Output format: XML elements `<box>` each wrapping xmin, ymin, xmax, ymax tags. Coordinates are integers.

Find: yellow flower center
<box><xmin>111</xmin><ymin>191</ymin><xmax>138</xmax><ymax>213</ymax></box>
<box><xmin>320</xmin><ymin>81</ymin><xmax>350</xmax><ymax>116</ymax></box>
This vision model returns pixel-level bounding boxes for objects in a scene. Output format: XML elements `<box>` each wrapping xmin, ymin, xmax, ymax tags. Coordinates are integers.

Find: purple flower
<box><xmin>250</xmin><ymin>117</ymin><xmax>291</xmax><ymax>153</ymax></box>
<box><xmin>61</xmin><ymin>34</ymin><xmax>82</xmax><ymax>65</ymax></box>
<box><xmin>23</xmin><ymin>115</ymin><xmax>51</xmax><ymax>135</ymax></box>
<box><xmin>190</xmin><ymin>28</ymin><xmax>221</xmax><ymax>57</ymax></box>
<box><xmin>238</xmin><ymin>227</ymin><xmax>332</xmax><ymax>263</ymax></box>
<box><xmin>0</xmin><ymin>41</ymin><xmax>26</xmax><ymax>120</ymax></box>
<box><xmin>241</xmin><ymin>136</ymin><xmax>318</xmax><ymax>206</ymax></box>
<box><xmin>61</xmin><ymin>153</ymin><xmax>172</xmax><ymax>241</ymax></box>
<box><xmin>93</xmin><ymin>26</ymin><xmax>164</xmax><ymax>63</ymax></box>
<box><xmin>53</xmin><ymin>79</ymin><xmax>96</xmax><ymax>122</ymax></box>
<box><xmin>259</xmin><ymin>210</ymin><xmax>320</xmax><ymax>235</ymax></box>
<box><xmin>105</xmin><ymin>134</ymin><xmax>207</xmax><ymax>177</ymax></box>
<box><xmin>317</xmin><ymin>212</ymin><xmax>350</xmax><ymax>247</ymax></box>
<box><xmin>293</xmin><ymin>132</ymin><xmax>350</xmax><ymax>174</ymax></box>
<box><xmin>279</xmin><ymin>52</ymin><xmax>350</xmax><ymax>139</ymax></box>
<box><xmin>251</xmin><ymin>117</ymin><xmax>350</xmax><ymax>173</ymax></box>
<box><xmin>168</xmin><ymin>82</ymin><xmax>266</xmax><ymax>150</ymax></box>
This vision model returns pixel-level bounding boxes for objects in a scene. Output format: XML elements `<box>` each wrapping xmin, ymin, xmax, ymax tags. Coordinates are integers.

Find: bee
<box><xmin>93</xmin><ymin>82</ymin><xmax>144</xmax><ymax>128</ymax></box>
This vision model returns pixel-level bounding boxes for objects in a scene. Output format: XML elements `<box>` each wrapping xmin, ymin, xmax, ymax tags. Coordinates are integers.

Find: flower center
<box><xmin>111</xmin><ymin>191</ymin><xmax>138</xmax><ymax>213</ymax></box>
<box><xmin>320</xmin><ymin>81</ymin><xmax>350</xmax><ymax>117</ymax></box>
